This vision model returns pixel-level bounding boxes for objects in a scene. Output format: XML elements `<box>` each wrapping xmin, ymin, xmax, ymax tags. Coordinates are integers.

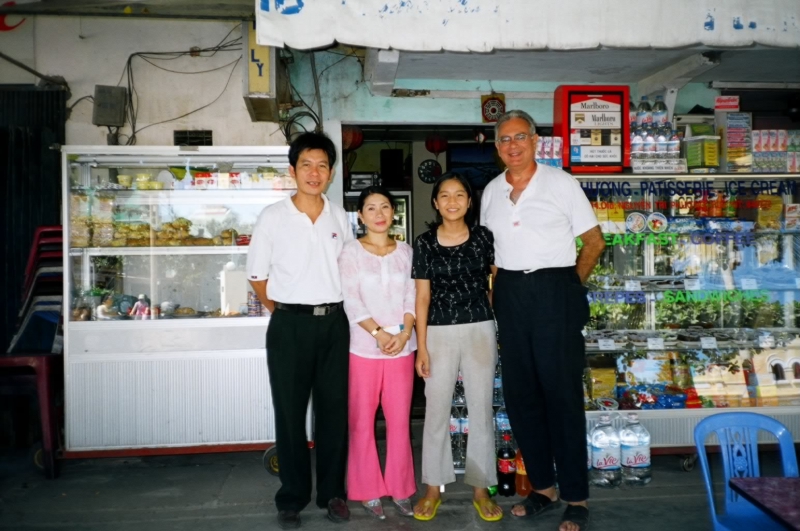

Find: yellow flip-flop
<box><xmin>413</xmin><ymin>498</ymin><xmax>442</xmax><ymax>521</ymax></box>
<box><xmin>473</xmin><ymin>498</ymin><xmax>504</xmax><ymax>522</ymax></box>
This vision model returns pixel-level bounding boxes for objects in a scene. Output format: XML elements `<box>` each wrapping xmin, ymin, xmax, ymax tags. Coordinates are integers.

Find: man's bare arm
<box><xmin>575</xmin><ymin>226</ymin><xmax>606</xmax><ymax>284</ymax></box>
<box><xmin>249</xmin><ymin>279</ymin><xmax>275</xmax><ymax>313</ymax></box>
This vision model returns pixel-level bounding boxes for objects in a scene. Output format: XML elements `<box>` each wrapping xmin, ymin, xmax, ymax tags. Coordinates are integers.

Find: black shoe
<box><xmin>326</xmin><ymin>497</ymin><xmax>350</xmax><ymax>523</ymax></box>
<box><xmin>277</xmin><ymin>510</ymin><xmax>301</xmax><ymax>529</ymax></box>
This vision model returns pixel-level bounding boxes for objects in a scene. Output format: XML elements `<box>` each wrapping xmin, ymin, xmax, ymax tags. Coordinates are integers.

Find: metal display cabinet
<box><xmin>62</xmin><ymin>146</ymin><xmax>313</xmax><ymax>454</ymax></box>
<box><xmin>578</xmin><ymin>173</ymin><xmax>800</xmax><ymax>464</ymax></box>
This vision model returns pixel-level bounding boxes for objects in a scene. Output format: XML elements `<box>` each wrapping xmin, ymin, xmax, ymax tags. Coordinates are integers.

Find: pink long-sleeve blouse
<box><xmin>339</xmin><ymin>239</ymin><xmax>417</xmax><ymax>359</ymax></box>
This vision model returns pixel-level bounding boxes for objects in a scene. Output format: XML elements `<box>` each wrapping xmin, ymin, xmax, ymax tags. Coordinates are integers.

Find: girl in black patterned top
<box><xmin>412</xmin><ymin>174</ymin><xmax>502</xmax><ymax>522</ymax></box>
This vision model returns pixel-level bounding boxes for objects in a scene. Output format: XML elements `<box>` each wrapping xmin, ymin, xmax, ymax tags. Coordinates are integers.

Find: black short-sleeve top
<box><xmin>412</xmin><ymin>225</ymin><xmax>495</xmax><ymax>326</ymax></box>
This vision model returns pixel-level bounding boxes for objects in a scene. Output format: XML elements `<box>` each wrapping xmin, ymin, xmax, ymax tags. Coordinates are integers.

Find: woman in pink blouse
<box><xmin>339</xmin><ymin>186</ymin><xmax>417</xmax><ymax>520</ymax></box>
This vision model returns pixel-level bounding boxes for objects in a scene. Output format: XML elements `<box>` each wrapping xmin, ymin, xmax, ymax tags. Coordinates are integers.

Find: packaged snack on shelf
<box><xmin>703</xmin><ymin>219</ymin><xmax>755</xmax><ymax>232</ymax></box>
<box><xmin>667</xmin><ymin>217</ymin><xmax>703</xmax><ymax>233</ymax></box>
<box><xmin>91</xmin><ymin>222</ymin><xmax>114</xmax><ymax>246</ymax></box>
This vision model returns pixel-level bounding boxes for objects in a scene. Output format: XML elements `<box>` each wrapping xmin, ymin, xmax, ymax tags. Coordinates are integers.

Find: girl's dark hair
<box><xmin>288</xmin><ymin>132</ymin><xmax>337</xmax><ymax>168</ymax></box>
<box><xmin>357</xmin><ymin>185</ymin><xmax>396</xmax><ymax>212</ymax></box>
<box><xmin>430</xmin><ymin>172</ymin><xmax>476</xmax><ymax>227</ymax></box>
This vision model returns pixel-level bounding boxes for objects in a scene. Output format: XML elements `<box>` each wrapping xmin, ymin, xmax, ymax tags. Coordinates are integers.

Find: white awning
<box><xmin>256</xmin><ymin>0</ymin><xmax>800</xmax><ymax>52</ymax></box>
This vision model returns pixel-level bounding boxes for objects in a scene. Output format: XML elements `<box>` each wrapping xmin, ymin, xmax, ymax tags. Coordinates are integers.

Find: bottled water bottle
<box><xmin>655</xmin><ymin>127</ymin><xmax>669</xmax><ymax>159</ymax></box>
<box><xmin>630</xmin><ymin>128</ymin><xmax>644</xmax><ymax>160</ymax></box>
<box><xmin>493</xmin><ymin>361</ymin><xmax>504</xmax><ymax>406</ymax></box>
<box><xmin>636</xmin><ymin>96</ymin><xmax>652</xmax><ymax>127</ymax></box>
<box><xmin>450</xmin><ymin>407</ymin><xmax>464</xmax><ymax>469</ymax></box>
<box><xmin>652</xmin><ymin>95</ymin><xmax>668</xmax><ymax>127</ymax></box>
<box><xmin>453</xmin><ymin>371</ymin><xmax>466</xmax><ymax>405</ymax></box>
<box><xmin>620</xmin><ymin>413</ymin><xmax>652</xmax><ymax>486</ymax></box>
<box><xmin>643</xmin><ymin>127</ymin><xmax>657</xmax><ymax>158</ymax></box>
<box><xmin>494</xmin><ymin>406</ymin><xmax>513</xmax><ymax>449</ymax></box>
<box><xmin>629</xmin><ymin>100</ymin><xmax>637</xmax><ymax>130</ymax></box>
<box><xmin>667</xmin><ymin>127</ymin><xmax>681</xmax><ymax>159</ymax></box>
<box><xmin>460</xmin><ymin>407</ymin><xmax>469</xmax><ymax>465</ymax></box>
<box><xmin>590</xmin><ymin>413</ymin><xmax>621</xmax><ymax>488</ymax></box>
<box><xmin>587</xmin><ymin>432</ymin><xmax>592</xmax><ymax>471</ymax></box>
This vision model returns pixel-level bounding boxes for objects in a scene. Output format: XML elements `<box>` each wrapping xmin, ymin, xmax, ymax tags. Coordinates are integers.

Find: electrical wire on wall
<box><xmin>115</xmin><ymin>23</ymin><xmax>243</xmax><ymax>145</ymax></box>
<box><xmin>278</xmin><ymin>47</ymin><xmax>363</xmax><ymax>142</ymax></box>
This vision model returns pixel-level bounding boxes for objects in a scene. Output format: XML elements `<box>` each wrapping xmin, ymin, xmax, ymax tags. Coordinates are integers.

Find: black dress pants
<box><xmin>266</xmin><ymin>306</ymin><xmax>350</xmax><ymax>511</ymax></box>
<box><xmin>494</xmin><ymin>267</ymin><xmax>590</xmax><ymax>502</ymax></box>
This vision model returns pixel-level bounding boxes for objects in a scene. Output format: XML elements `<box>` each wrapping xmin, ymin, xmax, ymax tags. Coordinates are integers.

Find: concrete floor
<box><xmin>2</xmin><ymin>423</ymin><xmax>766</xmax><ymax>531</ymax></box>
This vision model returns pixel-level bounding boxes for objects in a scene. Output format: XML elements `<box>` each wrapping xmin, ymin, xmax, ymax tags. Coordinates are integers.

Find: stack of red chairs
<box><xmin>1</xmin><ymin>225</ymin><xmax>63</xmax><ymax>478</ymax></box>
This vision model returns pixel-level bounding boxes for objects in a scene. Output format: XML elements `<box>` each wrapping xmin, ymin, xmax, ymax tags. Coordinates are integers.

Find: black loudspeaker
<box><xmin>380</xmin><ymin>149</ymin><xmax>405</xmax><ymax>189</ymax></box>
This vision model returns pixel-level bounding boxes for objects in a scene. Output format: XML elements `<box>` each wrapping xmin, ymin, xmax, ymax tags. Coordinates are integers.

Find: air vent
<box><xmin>173</xmin><ymin>130</ymin><xmax>213</xmax><ymax>146</ymax></box>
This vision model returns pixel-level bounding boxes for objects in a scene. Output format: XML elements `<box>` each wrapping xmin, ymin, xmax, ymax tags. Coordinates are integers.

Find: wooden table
<box><xmin>729</xmin><ymin>477</ymin><xmax>800</xmax><ymax>530</ymax></box>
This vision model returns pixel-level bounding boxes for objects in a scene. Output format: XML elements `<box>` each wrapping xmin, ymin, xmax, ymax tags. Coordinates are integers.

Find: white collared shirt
<box><xmin>246</xmin><ymin>194</ymin><xmax>353</xmax><ymax>304</ymax></box>
<box><xmin>480</xmin><ymin>164</ymin><xmax>598</xmax><ymax>272</ymax></box>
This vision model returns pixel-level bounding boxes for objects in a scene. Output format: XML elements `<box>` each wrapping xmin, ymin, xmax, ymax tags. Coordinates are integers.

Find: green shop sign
<box><xmin>662</xmin><ymin>289</ymin><xmax>769</xmax><ymax>304</ymax></box>
<box><xmin>603</xmin><ymin>233</ymin><xmax>678</xmax><ymax>247</ymax></box>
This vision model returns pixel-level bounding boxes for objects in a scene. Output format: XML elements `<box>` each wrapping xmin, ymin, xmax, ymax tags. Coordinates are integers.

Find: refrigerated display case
<box><xmin>344</xmin><ymin>190</ymin><xmax>413</xmax><ymax>242</ymax></box>
<box><xmin>62</xmin><ymin>146</ymin><xmax>305</xmax><ymax>452</ymax></box>
<box><xmin>578</xmin><ymin>173</ymin><xmax>800</xmax><ymax>453</ymax></box>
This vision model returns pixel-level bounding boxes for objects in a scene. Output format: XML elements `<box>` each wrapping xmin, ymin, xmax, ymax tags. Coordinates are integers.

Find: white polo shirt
<box><xmin>246</xmin><ymin>194</ymin><xmax>353</xmax><ymax>304</ymax></box>
<box><xmin>480</xmin><ymin>163</ymin><xmax>598</xmax><ymax>272</ymax></box>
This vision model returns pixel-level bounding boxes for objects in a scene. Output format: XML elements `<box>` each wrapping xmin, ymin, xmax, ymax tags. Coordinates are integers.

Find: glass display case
<box><xmin>578</xmin><ymin>173</ymin><xmax>800</xmax><ymax>447</ymax></box>
<box><xmin>62</xmin><ymin>146</ymin><xmax>298</xmax><ymax>452</ymax></box>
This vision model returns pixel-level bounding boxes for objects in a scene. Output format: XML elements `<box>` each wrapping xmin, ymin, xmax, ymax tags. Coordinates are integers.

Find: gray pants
<box><xmin>421</xmin><ymin>320</ymin><xmax>498</xmax><ymax>488</ymax></box>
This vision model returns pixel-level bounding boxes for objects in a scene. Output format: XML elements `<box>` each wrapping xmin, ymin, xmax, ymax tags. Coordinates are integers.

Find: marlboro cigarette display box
<box><xmin>553</xmin><ymin>85</ymin><xmax>631</xmax><ymax>173</ymax></box>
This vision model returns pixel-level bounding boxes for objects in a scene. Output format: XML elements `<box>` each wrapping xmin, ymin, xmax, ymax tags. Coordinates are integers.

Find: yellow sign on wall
<box><xmin>246</xmin><ymin>20</ymin><xmax>273</xmax><ymax>94</ymax></box>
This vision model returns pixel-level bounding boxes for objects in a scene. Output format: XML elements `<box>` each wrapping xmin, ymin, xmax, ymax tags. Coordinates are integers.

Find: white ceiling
<box><xmin>397</xmin><ymin>47</ymin><xmax>800</xmax><ymax>84</ymax></box>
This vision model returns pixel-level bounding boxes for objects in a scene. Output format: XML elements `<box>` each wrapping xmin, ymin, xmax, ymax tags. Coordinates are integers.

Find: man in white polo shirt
<box><xmin>247</xmin><ymin>132</ymin><xmax>353</xmax><ymax>529</ymax></box>
<box><xmin>481</xmin><ymin>111</ymin><xmax>605</xmax><ymax>531</ymax></box>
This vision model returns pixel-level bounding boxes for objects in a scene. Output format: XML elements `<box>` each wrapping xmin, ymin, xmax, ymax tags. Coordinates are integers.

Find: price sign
<box><xmin>700</xmin><ymin>337</ymin><xmax>718</xmax><ymax>349</ymax></box>
<box><xmin>647</xmin><ymin>337</ymin><xmax>665</xmax><ymax>350</ymax></box>
<box><xmin>741</xmin><ymin>278</ymin><xmax>759</xmax><ymax>290</ymax></box>
<box><xmin>758</xmin><ymin>336</ymin><xmax>775</xmax><ymax>348</ymax></box>
<box><xmin>685</xmin><ymin>279</ymin><xmax>700</xmax><ymax>291</ymax></box>
<box><xmin>625</xmin><ymin>280</ymin><xmax>642</xmax><ymax>291</ymax></box>
<box><xmin>598</xmin><ymin>339</ymin><xmax>617</xmax><ymax>350</ymax></box>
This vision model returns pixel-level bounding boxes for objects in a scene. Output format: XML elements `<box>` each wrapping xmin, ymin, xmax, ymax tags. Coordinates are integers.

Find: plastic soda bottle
<box><xmin>496</xmin><ymin>434</ymin><xmax>517</xmax><ymax>497</ymax></box>
<box><xmin>515</xmin><ymin>449</ymin><xmax>533</xmax><ymax>497</ymax></box>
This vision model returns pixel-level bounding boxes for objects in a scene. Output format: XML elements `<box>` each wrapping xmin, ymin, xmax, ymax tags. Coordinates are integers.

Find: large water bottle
<box><xmin>493</xmin><ymin>361</ymin><xmax>504</xmax><ymax>406</ymax></box>
<box><xmin>460</xmin><ymin>407</ymin><xmax>469</xmax><ymax>466</ymax></box>
<box><xmin>620</xmin><ymin>413</ymin><xmax>652</xmax><ymax>486</ymax></box>
<box><xmin>636</xmin><ymin>96</ymin><xmax>652</xmax><ymax>127</ymax></box>
<box><xmin>495</xmin><ymin>406</ymin><xmax>513</xmax><ymax>450</ymax></box>
<box><xmin>450</xmin><ymin>407</ymin><xmax>464</xmax><ymax>469</ymax></box>
<box><xmin>587</xmin><ymin>432</ymin><xmax>592</xmax><ymax>471</ymax></box>
<box><xmin>652</xmin><ymin>95</ymin><xmax>668</xmax><ymax>127</ymax></box>
<box><xmin>590</xmin><ymin>413</ymin><xmax>621</xmax><ymax>488</ymax></box>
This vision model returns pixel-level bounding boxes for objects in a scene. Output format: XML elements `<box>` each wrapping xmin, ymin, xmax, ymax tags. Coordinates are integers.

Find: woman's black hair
<box><xmin>357</xmin><ymin>185</ymin><xmax>396</xmax><ymax>212</ymax></box>
<box><xmin>288</xmin><ymin>132</ymin><xmax>337</xmax><ymax>168</ymax></box>
<box><xmin>430</xmin><ymin>172</ymin><xmax>476</xmax><ymax>227</ymax></box>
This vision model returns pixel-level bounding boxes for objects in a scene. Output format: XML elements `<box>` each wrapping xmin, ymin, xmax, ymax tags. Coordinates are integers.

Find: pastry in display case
<box><xmin>581</xmin><ymin>174</ymin><xmax>800</xmax><ymax>416</ymax></box>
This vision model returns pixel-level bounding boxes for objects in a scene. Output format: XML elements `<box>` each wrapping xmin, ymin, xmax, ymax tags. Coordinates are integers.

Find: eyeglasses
<box><xmin>497</xmin><ymin>133</ymin><xmax>531</xmax><ymax>145</ymax></box>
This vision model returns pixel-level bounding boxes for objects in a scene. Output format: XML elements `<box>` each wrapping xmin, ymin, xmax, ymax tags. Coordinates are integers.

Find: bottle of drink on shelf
<box><xmin>453</xmin><ymin>371</ymin><xmax>466</xmax><ymax>406</ymax></box>
<box><xmin>450</xmin><ymin>407</ymin><xmax>464</xmax><ymax>469</ymax></box>
<box><xmin>636</xmin><ymin>96</ymin><xmax>652</xmax><ymax>127</ymax></box>
<box><xmin>652</xmin><ymin>95</ymin><xmax>668</xmax><ymax>127</ymax></box>
<box><xmin>631</xmin><ymin>128</ymin><xmax>644</xmax><ymax>160</ymax></box>
<box><xmin>667</xmin><ymin>126</ymin><xmax>681</xmax><ymax>160</ymax></box>
<box><xmin>460</xmin><ymin>407</ymin><xmax>469</xmax><ymax>466</ymax></box>
<box><xmin>643</xmin><ymin>127</ymin><xmax>657</xmax><ymax>158</ymax></box>
<box><xmin>493</xmin><ymin>361</ymin><xmax>504</xmax><ymax>406</ymax></box>
<box><xmin>496</xmin><ymin>433</ymin><xmax>517</xmax><ymax>497</ymax></box>
<box><xmin>494</xmin><ymin>406</ymin><xmax>512</xmax><ymax>450</ymax></box>
<box><xmin>629</xmin><ymin>100</ymin><xmax>637</xmax><ymax>130</ymax></box>
<box><xmin>590</xmin><ymin>413</ymin><xmax>621</xmax><ymax>488</ymax></box>
<box><xmin>655</xmin><ymin>126</ymin><xmax>669</xmax><ymax>159</ymax></box>
<box><xmin>515</xmin><ymin>448</ymin><xmax>533</xmax><ymax>497</ymax></box>
<box><xmin>587</xmin><ymin>432</ymin><xmax>592</xmax><ymax>472</ymax></box>
<box><xmin>620</xmin><ymin>413</ymin><xmax>652</xmax><ymax>486</ymax></box>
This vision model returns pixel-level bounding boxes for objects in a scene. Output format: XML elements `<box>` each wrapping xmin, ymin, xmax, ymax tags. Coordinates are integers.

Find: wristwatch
<box><xmin>370</xmin><ymin>326</ymin><xmax>383</xmax><ymax>337</ymax></box>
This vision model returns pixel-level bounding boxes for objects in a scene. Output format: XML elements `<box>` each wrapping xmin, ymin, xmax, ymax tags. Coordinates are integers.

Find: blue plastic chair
<box><xmin>694</xmin><ymin>412</ymin><xmax>799</xmax><ymax>531</ymax></box>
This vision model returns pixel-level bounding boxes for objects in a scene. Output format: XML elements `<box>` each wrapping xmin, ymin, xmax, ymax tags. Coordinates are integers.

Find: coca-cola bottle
<box><xmin>515</xmin><ymin>448</ymin><xmax>532</xmax><ymax>497</ymax></box>
<box><xmin>496</xmin><ymin>433</ymin><xmax>516</xmax><ymax>497</ymax></box>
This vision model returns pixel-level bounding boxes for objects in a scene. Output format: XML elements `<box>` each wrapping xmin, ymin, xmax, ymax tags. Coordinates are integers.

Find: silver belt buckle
<box><xmin>313</xmin><ymin>305</ymin><xmax>326</xmax><ymax>316</ymax></box>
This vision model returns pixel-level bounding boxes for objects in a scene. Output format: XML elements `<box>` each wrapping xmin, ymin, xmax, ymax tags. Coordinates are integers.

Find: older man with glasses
<box><xmin>480</xmin><ymin>110</ymin><xmax>605</xmax><ymax>531</ymax></box>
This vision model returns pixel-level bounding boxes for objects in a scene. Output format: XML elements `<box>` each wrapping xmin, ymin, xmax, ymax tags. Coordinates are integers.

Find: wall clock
<box><xmin>417</xmin><ymin>159</ymin><xmax>442</xmax><ymax>184</ymax></box>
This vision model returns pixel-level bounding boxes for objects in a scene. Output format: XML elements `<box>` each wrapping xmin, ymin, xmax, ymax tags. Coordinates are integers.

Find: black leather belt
<box><xmin>274</xmin><ymin>301</ymin><xmax>343</xmax><ymax>316</ymax></box>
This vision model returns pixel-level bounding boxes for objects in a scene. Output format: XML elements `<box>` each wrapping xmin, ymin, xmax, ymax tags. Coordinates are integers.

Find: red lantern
<box><xmin>341</xmin><ymin>125</ymin><xmax>364</xmax><ymax>152</ymax></box>
<box><xmin>425</xmin><ymin>134</ymin><xmax>448</xmax><ymax>160</ymax></box>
